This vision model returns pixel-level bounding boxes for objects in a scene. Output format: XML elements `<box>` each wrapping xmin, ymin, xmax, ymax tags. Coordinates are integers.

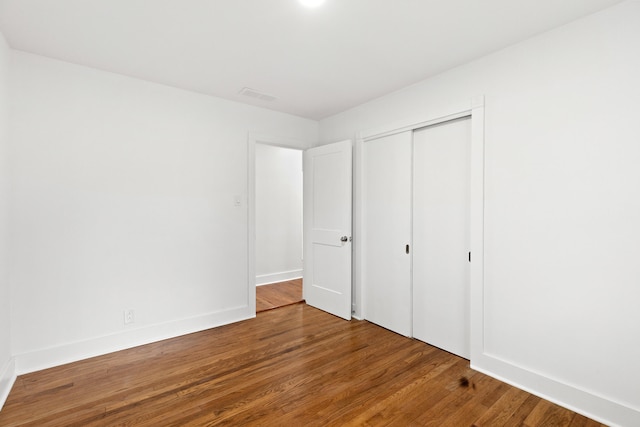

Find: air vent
<box><xmin>238</xmin><ymin>87</ymin><xmax>277</xmax><ymax>102</ymax></box>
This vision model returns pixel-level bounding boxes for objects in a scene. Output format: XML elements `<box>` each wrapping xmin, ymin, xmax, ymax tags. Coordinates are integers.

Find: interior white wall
<box><xmin>8</xmin><ymin>51</ymin><xmax>317</xmax><ymax>373</ymax></box>
<box><xmin>320</xmin><ymin>2</ymin><xmax>640</xmax><ymax>426</ymax></box>
<box><xmin>0</xmin><ymin>31</ymin><xmax>14</xmax><ymax>408</ymax></box>
<box><xmin>255</xmin><ymin>144</ymin><xmax>302</xmax><ymax>285</ymax></box>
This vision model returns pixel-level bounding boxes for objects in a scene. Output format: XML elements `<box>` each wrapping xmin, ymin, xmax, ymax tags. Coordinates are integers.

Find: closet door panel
<box><xmin>413</xmin><ymin>117</ymin><xmax>471</xmax><ymax>358</ymax></box>
<box><xmin>362</xmin><ymin>131</ymin><xmax>412</xmax><ymax>336</ymax></box>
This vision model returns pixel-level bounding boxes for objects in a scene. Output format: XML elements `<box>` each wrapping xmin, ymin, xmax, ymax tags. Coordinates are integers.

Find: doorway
<box><xmin>355</xmin><ymin>97</ymin><xmax>485</xmax><ymax>360</ymax></box>
<box><xmin>250</xmin><ymin>139</ymin><xmax>304</xmax><ymax>313</ymax></box>
<box><xmin>361</xmin><ymin>117</ymin><xmax>471</xmax><ymax>358</ymax></box>
<box><xmin>248</xmin><ymin>135</ymin><xmax>353</xmax><ymax>319</ymax></box>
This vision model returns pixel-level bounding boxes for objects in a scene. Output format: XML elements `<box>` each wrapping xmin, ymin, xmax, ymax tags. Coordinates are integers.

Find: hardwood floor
<box><xmin>0</xmin><ymin>303</ymin><xmax>605</xmax><ymax>427</ymax></box>
<box><xmin>256</xmin><ymin>278</ymin><xmax>303</xmax><ymax>312</ymax></box>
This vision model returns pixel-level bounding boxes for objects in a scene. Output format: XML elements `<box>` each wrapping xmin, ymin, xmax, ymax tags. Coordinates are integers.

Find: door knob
<box><xmin>340</xmin><ymin>236</ymin><xmax>348</xmax><ymax>242</ymax></box>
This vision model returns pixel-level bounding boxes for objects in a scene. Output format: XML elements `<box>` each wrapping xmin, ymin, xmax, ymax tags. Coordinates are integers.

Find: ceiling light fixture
<box><xmin>299</xmin><ymin>0</ymin><xmax>325</xmax><ymax>8</ymax></box>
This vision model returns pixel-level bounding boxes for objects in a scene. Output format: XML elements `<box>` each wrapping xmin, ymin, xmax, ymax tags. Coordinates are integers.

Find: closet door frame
<box><xmin>354</xmin><ymin>96</ymin><xmax>485</xmax><ymax>363</ymax></box>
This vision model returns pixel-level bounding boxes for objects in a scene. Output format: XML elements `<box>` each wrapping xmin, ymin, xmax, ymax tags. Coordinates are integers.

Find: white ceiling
<box><xmin>0</xmin><ymin>0</ymin><xmax>623</xmax><ymax>120</ymax></box>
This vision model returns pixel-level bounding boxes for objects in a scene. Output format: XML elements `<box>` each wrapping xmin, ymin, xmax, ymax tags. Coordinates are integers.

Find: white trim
<box><xmin>352</xmin><ymin>133</ymin><xmax>363</xmax><ymax>318</ymax></box>
<box><xmin>471</xmin><ymin>354</ymin><xmax>639</xmax><ymax>427</ymax></box>
<box><xmin>247</xmin><ymin>136</ymin><xmax>257</xmax><ymax>314</ymax></box>
<box><xmin>247</xmin><ymin>133</ymin><xmax>308</xmax><ymax>315</ymax></box>
<box><xmin>361</xmin><ymin>110</ymin><xmax>472</xmax><ymax>142</ymax></box>
<box><xmin>256</xmin><ymin>270</ymin><xmax>303</xmax><ymax>286</ymax></box>
<box><xmin>469</xmin><ymin>97</ymin><xmax>486</xmax><ymax>362</ymax></box>
<box><xmin>14</xmin><ymin>305</ymin><xmax>252</xmax><ymax>375</ymax></box>
<box><xmin>0</xmin><ymin>357</ymin><xmax>16</xmax><ymax>411</ymax></box>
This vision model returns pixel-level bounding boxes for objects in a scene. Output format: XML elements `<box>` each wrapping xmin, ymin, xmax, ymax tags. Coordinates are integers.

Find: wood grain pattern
<box><xmin>256</xmin><ymin>278</ymin><xmax>303</xmax><ymax>312</ymax></box>
<box><xmin>0</xmin><ymin>304</ymin><xmax>606</xmax><ymax>426</ymax></box>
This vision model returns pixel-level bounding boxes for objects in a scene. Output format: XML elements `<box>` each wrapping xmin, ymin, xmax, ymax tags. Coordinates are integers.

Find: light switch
<box><xmin>234</xmin><ymin>195</ymin><xmax>242</xmax><ymax>207</ymax></box>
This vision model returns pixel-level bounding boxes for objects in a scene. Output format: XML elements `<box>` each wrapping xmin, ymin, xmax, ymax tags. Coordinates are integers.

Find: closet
<box><xmin>362</xmin><ymin>116</ymin><xmax>471</xmax><ymax>359</ymax></box>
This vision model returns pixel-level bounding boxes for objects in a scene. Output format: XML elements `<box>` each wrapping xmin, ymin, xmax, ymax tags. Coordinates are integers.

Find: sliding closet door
<box><xmin>362</xmin><ymin>131</ymin><xmax>412</xmax><ymax>336</ymax></box>
<box><xmin>413</xmin><ymin>117</ymin><xmax>471</xmax><ymax>358</ymax></box>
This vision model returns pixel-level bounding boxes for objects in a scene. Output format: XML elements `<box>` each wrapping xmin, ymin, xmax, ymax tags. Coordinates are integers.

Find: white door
<box><xmin>413</xmin><ymin>117</ymin><xmax>471</xmax><ymax>358</ymax></box>
<box><xmin>362</xmin><ymin>131</ymin><xmax>412</xmax><ymax>336</ymax></box>
<box><xmin>303</xmin><ymin>140</ymin><xmax>352</xmax><ymax>320</ymax></box>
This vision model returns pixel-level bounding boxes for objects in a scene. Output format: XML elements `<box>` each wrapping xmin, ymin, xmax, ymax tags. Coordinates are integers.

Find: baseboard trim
<box><xmin>14</xmin><ymin>305</ymin><xmax>254</xmax><ymax>376</ymax></box>
<box><xmin>471</xmin><ymin>352</ymin><xmax>639</xmax><ymax>427</ymax></box>
<box><xmin>256</xmin><ymin>270</ymin><xmax>302</xmax><ymax>286</ymax></box>
<box><xmin>0</xmin><ymin>357</ymin><xmax>16</xmax><ymax>411</ymax></box>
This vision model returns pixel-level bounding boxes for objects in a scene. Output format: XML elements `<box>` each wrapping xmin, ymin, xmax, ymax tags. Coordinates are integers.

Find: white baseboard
<box><xmin>0</xmin><ymin>357</ymin><xmax>16</xmax><ymax>411</ymax></box>
<box><xmin>471</xmin><ymin>352</ymin><xmax>639</xmax><ymax>427</ymax></box>
<box><xmin>14</xmin><ymin>305</ymin><xmax>254</xmax><ymax>376</ymax></box>
<box><xmin>256</xmin><ymin>270</ymin><xmax>302</xmax><ymax>286</ymax></box>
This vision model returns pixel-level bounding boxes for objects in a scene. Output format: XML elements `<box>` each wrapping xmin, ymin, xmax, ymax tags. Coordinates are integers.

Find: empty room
<box><xmin>0</xmin><ymin>0</ymin><xmax>638</xmax><ymax>426</ymax></box>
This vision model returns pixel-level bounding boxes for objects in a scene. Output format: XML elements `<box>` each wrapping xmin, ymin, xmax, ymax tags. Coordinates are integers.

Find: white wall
<box><xmin>255</xmin><ymin>144</ymin><xmax>303</xmax><ymax>285</ymax></box>
<box><xmin>320</xmin><ymin>2</ymin><xmax>640</xmax><ymax>426</ymax></box>
<box><xmin>3</xmin><ymin>2</ymin><xmax>639</xmax><ymax>423</ymax></box>
<box><xmin>9</xmin><ymin>51</ymin><xmax>317</xmax><ymax>373</ymax></box>
<box><xmin>0</xmin><ymin>31</ymin><xmax>14</xmax><ymax>408</ymax></box>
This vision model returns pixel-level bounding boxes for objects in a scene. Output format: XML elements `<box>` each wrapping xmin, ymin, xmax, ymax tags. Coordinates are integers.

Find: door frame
<box><xmin>354</xmin><ymin>96</ymin><xmax>485</xmax><ymax>361</ymax></box>
<box><xmin>247</xmin><ymin>133</ymin><xmax>309</xmax><ymax>315</ymax></box>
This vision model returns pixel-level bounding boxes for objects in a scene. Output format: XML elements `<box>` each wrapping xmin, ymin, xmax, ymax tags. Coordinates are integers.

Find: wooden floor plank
<box><xmin>503</xmin><ymin>394</ymin><xmax>543</xmax><ymax>427</ymax></box>
<box><xmin>256</xmin><ymin>278</ymin><xmax>303</xmax><ymax>312</ymax></box>
<box><xmin>472</xmin><ymin>386</ymin><xmax>531</xmax><ymax>426</ymax></box>
<box><xmin>0</xmin><ymin>304</ymin><xmax>607</xmax><ymax>427</ymax></box>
